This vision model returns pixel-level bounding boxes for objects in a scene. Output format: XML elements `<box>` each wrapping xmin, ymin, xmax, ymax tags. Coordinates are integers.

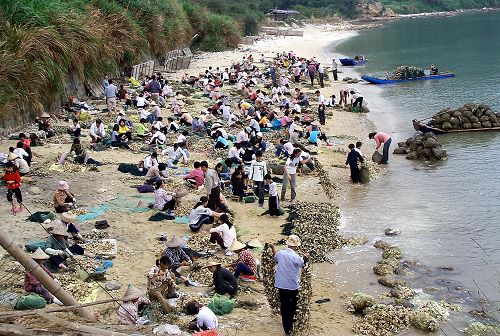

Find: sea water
<box><xmin>329</xmin><ymin>11</ymin><xmax>500</xmax><ymax>330</ymax></box>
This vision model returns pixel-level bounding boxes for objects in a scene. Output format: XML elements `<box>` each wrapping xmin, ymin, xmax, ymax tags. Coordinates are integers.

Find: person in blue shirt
<box><xmin>214</xmin><ymin>131</ymin><xmax>228</xmax><ymax>149</ymax></box>
<box><xmin>345</xmin><ymin>143</ymin><xmax>364</xmax><ymax>183</ymax></box>
<box><xmin>270</xmin><ymin>235</ymin><xmax>307</xmax><ymax>336</ymax></box>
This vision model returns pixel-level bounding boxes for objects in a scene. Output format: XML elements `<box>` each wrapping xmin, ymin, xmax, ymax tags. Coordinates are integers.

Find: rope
<box><xmin>12</xmin><ymin>201</ymin><xmax>139</xmax><ymax>322</ymax></box>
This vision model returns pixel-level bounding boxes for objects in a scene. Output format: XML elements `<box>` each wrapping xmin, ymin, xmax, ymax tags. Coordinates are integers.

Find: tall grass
<box><xmin>0</xmin><ymin>0</ymin><xmax>241</xmax><ymax>128</ymax></box>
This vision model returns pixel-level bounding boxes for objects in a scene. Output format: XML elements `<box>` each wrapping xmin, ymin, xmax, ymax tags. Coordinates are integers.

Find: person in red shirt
<box><xmin>24</xmin><ymin>248</ymin><xmax>61</xmax><ymax>304</ymax></box>
<box><xmin>2</xmin><ymin>161</ymin><xmax>22</xmax><ymax>214</ymax></box>
<box><xmin>183</xmin><ymin>161</ymin><xmax>205</xmax><ymax>188</ymax></box>
<box><xmin>228</xmin><ymin>241</ymin><xmax>257</xmax><ymax>281</ymax></box>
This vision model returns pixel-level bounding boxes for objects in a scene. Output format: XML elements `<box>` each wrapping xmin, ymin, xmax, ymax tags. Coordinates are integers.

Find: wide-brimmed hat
<box><xmin>166</xmin><ymin>235</ymin><xmax>184</xmax><ymax>248</ymax></box>
<box><xmin>61</xmin><ymin>212</ymin><xmax>77</xmax><ymax>224</ymax></box>
<box><xmin>7</xmin><ymin>153</ymin><xmax>18</xmax><ymax>161</ymax></box>
<box><xmin>57</xmin><ymin>181</ymin><xmax>70</xmax><ymax>191</ymax></box>
<box><xmin>174</xmin><ymin>188</ymin><xmax>189</xmax><ymax>198</ymax></box>
<box><xmin>122</xmin><ymin>286</ymin><xmax>143</xmax><ymax>302</ymax></box>
<box><xmin>40</xmin><ymin>112</ymin><xmax>50</xmax><ymax>118</ymax></box>
<box><xmin>230</xmin><ymin>240</ymin><xmax>246</xmax><ymax>252</ymax></box>
<box><xmin>286</xmin><ymin>234</ymin><xmax>301</xmax><ymax>247</ymax></box>
<box><xmin>204</xmin><ymin>260</ymin><xmax>221</xmax><ymax>268</ymax></box>
<box><xmin>150</xmin><ymin>101</ymin><xmax>157</xmax><ymax>106</ymax></box>
<box><xmin>246</xmin><ymin>238</ymin><xmax>263</xmax><ymax>248</ymax></box>
<box><xmin>31</xmin><ymin>248</ymin><xmax>49</xmax><ymax>260</ymax></box>
<box><xmin>311</xmin><ymin>121</ymin><xmax>320</xmax><ymax>126</ymax></box>
<box><xmin>51</xmin><ymin>223</ymin><xmax>69</xmax><ymax>237</ymax></box>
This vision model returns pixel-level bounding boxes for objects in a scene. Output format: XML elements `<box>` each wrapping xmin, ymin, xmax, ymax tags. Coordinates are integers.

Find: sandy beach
<box><xmin>0</xmin><ymin>24</ymin><xmax>382</xmax><ymax>335</ymax></box>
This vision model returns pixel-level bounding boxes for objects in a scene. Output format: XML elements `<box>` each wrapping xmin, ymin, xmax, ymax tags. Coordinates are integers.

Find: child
<box><xmin>3</xmin><ymin>162</ymin><xmax>22</xmax><ymax>214</ymax></box>
<box><xmin>264</xmin><ymin>173</ymin><xmax>279</xmax><ymax>217</ymax></box>
<box><xmin>185</xmin><ymin>300</ymin><xmax>218</xmax><ymax>331</ymax></box>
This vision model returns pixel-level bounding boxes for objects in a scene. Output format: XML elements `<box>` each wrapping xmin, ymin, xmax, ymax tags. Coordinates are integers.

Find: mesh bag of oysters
<box><xmin>428</xmin><ymin>103</ymin><xmax>500</xmax><ymax>130</ymax></box>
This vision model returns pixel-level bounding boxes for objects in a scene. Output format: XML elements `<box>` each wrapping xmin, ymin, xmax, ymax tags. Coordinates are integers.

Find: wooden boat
<box><xmin>362</xmin><ymin>73</ymin><xmax>455</xmax><ymax>84</ymax></box>
<box><xmin>412</xmin><ymin>119</ymin><xmax>500</xmax><ymax>134</ymax></box>
<box><xmin>339</xmin><ymin>57</ymin><xmax>367</xmax><ymax>66</ymax></box>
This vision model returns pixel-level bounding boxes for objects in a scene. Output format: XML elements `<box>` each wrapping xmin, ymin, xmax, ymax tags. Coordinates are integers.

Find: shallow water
<box><xmin>329</xmin><ymin>11</ymin><xmax>500</xmax><ymax>326</ymax></box>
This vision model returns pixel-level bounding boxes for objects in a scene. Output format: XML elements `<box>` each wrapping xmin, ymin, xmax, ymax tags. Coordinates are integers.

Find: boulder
<box><xmin>405</xmin><ymin>151</ymin><xmax>418</xmax><ymax>160</ymax></box>
<box><xmin>373</xmin><ymin>258</ymin><xmax>399</xmax><ymax>275</ymax></box>
<box><xmin>378</xmin><ymin>276</ymin><xmax>407</xmax><ymax>288</ymax></box>
<box><xmin>384</xmin><ymin>228</ymin><xmax>400</xmax><ymax>236</ymax></box>
<box><xmin>450</xmin><ymin>117</ymin><xmax>460</xmax><ymax>125</ymax></box>
<box><xmin>432</xmin><ymin>148</ymin><xmax>447</xmax><ymax>159</ymax></box>
<box><xmin>350</xmin><ymin>293</ymin><xmax>375</xmax><ymax>312</ymax></box>
<box><xmin>373</xmin><ymin>240</ymin><xmax>391</xmax><ymax>250</ymax></box>
<box><xmin>393</xmin><ymin>147</ymin><xmax>408</xmax><ymax>155</ymax></box>
<box><xmin>397</xmin><ymin>141</ymin><xmax>406</xmax><ymax>147</ymax></box>
<box><xmin>421</xmin><ymin>148</ymin><xmax>432</xmax><ymax>158</ymax></box>
<box><xmin>424</xmin><ymin>138</ymin><xmax>436</xmax><ymax>148</ymax></box>
<box><xmin>479</xmin><ymin>115</ymin><xmax>490</xmax><ymax>122</ymax></box>
<box><xmin>28</xmin><ymin>186</ymin><xmax>42</xmax><ymax>195</ymax></box>
<box><xmin>390</xmin><ymin>285</ymin><xmax>414</xmax><ymax>299</ymax></box>
<box><xmin>412</xmin><ymin>311</ymin><xmax>439</xmax><ymax>331</ymax></box>
<box><xmin>382</xmin><ymin>246</ymin><xmax>402</xmax><ymax>259</ymax></box>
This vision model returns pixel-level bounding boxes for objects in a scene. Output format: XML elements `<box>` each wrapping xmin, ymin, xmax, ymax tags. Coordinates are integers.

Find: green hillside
<box><xmin>0</xmin><ymin>0</ymin><xmax>240</xmax><ymax>125</ymax></box>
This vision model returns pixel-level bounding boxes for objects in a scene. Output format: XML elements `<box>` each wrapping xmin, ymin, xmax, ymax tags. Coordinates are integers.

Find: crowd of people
<box><xmin>1</xmin><ymin>49</ymin><xmax>392</xmax><ymax>336</ymax></box>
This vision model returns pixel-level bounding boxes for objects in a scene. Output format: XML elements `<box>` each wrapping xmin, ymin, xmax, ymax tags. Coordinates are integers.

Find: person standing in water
<box><xmin>369</xmin><ymin>131</ymin><xmax>392</xmax><ymax>164</ymax></box>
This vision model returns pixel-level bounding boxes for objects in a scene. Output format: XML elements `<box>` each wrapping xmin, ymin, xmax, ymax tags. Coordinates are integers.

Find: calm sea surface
<box><xmin>329</xmin><ymin>11</ymin><xmax>500</xmax><ymax>327</ymax></box>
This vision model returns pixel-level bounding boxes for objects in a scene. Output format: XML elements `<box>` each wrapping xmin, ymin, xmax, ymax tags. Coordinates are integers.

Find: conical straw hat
<box><xmin>31</xmin><ymin>248</ymin><xmax>49</xmax><ymax>260</ymax></box>
<box><xmin>122</xmin><ymin>285</ymin><xmax>142</xmax><ymax>301</ymax></box>
<box><xmin>246</xmin><ymin>238</ymin><xmax>263</xmax><ymax>248</ymax></box>
<box><xmin>230</xmin><ymin>240</ymin><xmax>246</xmax><ymax>252</ymax></box>
<box><xmin>166</xmin><ymin>235</ymin><xmax>184</xmax><ymax>248</ymax></box>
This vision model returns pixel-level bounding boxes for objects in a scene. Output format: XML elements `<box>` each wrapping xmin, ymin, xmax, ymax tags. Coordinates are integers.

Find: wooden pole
<box><xmin>0</xmin><ymin>229</ymin><xmax>93</xmax><ymax>319</ymax></box>
<box><xmin>36</xmin><ymin>313</ymin><xmax>129</xmax><ymax>336</ymax></box>
<box><xmin>0</xmin><ymin>299</ymin><xmax>117</xmax><ymax>319</ymax></box>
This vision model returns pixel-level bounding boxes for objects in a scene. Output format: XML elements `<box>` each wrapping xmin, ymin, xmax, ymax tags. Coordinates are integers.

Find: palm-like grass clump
<box><xmin>0</xmin><ymin>0</ymin><xmax>240</xmax><ymax>128</ymax></box>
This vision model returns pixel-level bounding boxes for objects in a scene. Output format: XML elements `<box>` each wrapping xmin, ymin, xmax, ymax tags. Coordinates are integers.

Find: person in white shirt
<box><xmin>186</xmin><ymin>301</ymin><xmax>218</xmax><ymax>332</ymax></box>
<box><xmin>176</xmin><ymin>130</ymin><xmax>188</xmax><ymax>146</ymax></box>
<box><xmin>249</xmin><ymin>151</ymin><xmax>267</xmax><ymax>207</ymax></box>
<box><xmin>265</xmin><ymin>173</ymin><xmax>280</xmax><ymax>217</ymax></box>
<box><xmin>143</xmin><ymin>152</ymin><xmax>159</xmax><ymax>170</ymax></box>
<box><xmin>332</xmin><ymin>58</ymin><xmax>338</xmax><ymax>81</ymax></box>
<box><xmin>152</xmin><ymin>117</ymin><xmax>165</xmax><ymax>132</ymax></box>
<box><xmin>325</xmin><ymin>94</ymin><xmax>336</xmax><ymax>107</ymax></box>
<box><xmin>167</xmin><ymin>117</ymin><xmax>179</xmax><ymax>133</ymax></box>
<box><xmin>315</xmin><ymin>90</ymin><xmax>325</xmax><ymax>104</ymax></box>
<box><xmin>355</xmin><ymin>141</ymin><xmax>365</xmax><ymax>158</ymax></box>
<box><xmin>293</xmin><ymin>103</ymin><xmax>301</xmax><ymax>113</ymax></box>
<box><xmin>317</xmin><ymin>63</ymin><xmax>325</xmax><ymax>87</ymax></box>
<box><xmin>162</xmin><ymin>143</ymin><xmax>188</xmax><ymax>168</ymax></box>
<box><xmin>236</xmin><ymin>128</ymin><xmax>250</xmax><ymax>146</ymax></box>
<box><xmin>222</xmin><ymin>69</ymin><xmax>229</xmax><ymax>82</ymax></box>
<box><xmin>13</xmin><ymin>144</ymin><xmax>29</xmax><ymax>163</ymax></box>
<box><xmin>209</xmin><ymin>217</ymin><xmax>237</xmax><ymax>255</ymax></box>
<box><xmin>89</xmin><ymin>119</ymin><xmax>105</xmax><ymax>147</ymax></box>
<box><xmin>227</xmin><ymin>142</ymin><xmax>242</xmax><ymax>165</ymax></box>
<box><xmin>221</xmin><ymin>104</ymin><xmax>231</xmax><ymax>120</ymax></box>
<box><xmin>227</xmin><ymin>111</ymin><xmax>239</xmax><ymax>128</ymax></box>
<box><xmin>281</xmin><ymin>148</ymin><xmax>306</xmax><ymax>202</ymax></box>
<box><xmin>136</xmin><ymin>93</ymin><xmax>147</xmax><ymax>109</ymax></box>
<box><xmin>67</xmin><ymin>119</ymin><xmax>81</xmax><ymax>138</ymax></box>
<box><xmin>150</xmin><ymin>129</ymin><xmax>166</xmax><ymax>145</ymax></box>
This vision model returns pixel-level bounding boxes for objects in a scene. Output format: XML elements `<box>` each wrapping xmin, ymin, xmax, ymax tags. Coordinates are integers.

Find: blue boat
<box><xmin>361</xmin><ymin>73</ymin><xmax>455</xmax><ymax>84</ymax></box>
<box><xmin>339</xmin><ymin>57</ymin><xmax>367</xmax><ymax>66</ymax></box>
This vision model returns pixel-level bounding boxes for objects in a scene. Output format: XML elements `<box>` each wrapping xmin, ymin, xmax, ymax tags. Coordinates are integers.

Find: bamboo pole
<box><xmin>0</xmin><ymin>299</ymin><xmax>117</xmax><ymax>319</ymax></box>
<box><xmin>37</xmin><ymin>312</ymin><xmax>129</xmax><ymax>336</ymax></box>
<box><xmin>0</xmin><ymin>229</ymin><xmax>93</xmax><ymax>319</ymax></box>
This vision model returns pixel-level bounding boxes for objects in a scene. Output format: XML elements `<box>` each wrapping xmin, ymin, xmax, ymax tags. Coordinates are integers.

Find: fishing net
<box><xmin>207</xmin><ymin>294</ymin><xmax>236</xmax><ymax>315</ymax></box>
